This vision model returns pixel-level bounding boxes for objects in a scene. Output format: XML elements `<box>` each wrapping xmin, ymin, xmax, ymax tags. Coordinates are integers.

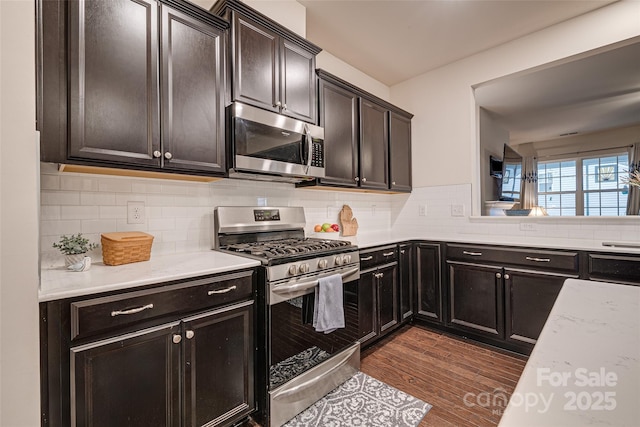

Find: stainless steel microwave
<box><xmin>228</xmin><ymin>102</ymin><xmax>325</xmax><ymax>182</ymax></box>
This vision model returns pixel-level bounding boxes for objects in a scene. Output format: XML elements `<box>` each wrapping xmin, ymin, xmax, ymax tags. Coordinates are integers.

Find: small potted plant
<box><xmin>53</xmin><ymin>233</ymin><xmax>99</xmax><ymax>267</ymax></box>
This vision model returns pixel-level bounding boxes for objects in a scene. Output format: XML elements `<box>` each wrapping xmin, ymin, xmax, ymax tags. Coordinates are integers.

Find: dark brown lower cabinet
<box><xmin>358</xmin><ymin>265</ymin><xmax>399</xmax><ymax>345</ymax></box>
<box><xmin>71</xmin><ymin>323</ymin><xmax>181</xmax><ymax>427</ymax></box>
<box><xmin>586</xmin><ymin>252</ymin><xmax>640</xmax><ymax>285</ymax></box>
<box><xmin>398</xmin><ymin>243</ymin><xmax>414</xmax><ymax>322</ymax></box>
<box><xmin>447</xmin><ymin>261</ymin><xmax>504</xmax><ymax>339</ymax></box>
<box><xmin>415</xmin><ymin>242</ymin><xmax>442</xmax><ymax>324</ymax></box>
<box><xmin>504</xmin><ymin>269</ymin><xmax>568</xmax><ymax>346</ymax></box>
<box><xmin>42</xmin><ymin>270</ymin><xmax>256</xmax><ymax>427</ymax></box>
<box><xmin>71</xmin><ymin>301</ymin><xmax>254</xmax><ymax>427</ymax></box>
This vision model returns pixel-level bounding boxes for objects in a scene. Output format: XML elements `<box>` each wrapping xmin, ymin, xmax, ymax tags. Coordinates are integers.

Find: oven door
<box><xmin>267</xmin><ymin>265</ymin><xmax>361</xmax><ymax>426</ymax></box>
<box><xmin>268</xmin><ymin>265</ymin><xmax>360</xmax><ymax>390</ymax></box>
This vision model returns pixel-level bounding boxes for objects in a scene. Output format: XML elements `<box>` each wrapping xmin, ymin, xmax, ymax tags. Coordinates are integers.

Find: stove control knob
<box><xmin>334</xmin><ymin>256</ymin><xmax>343</xmax><ymax>266</ymax></box>
<box><xmin>299</xmin><ymin>263</ymin><xmax>310</xmax><ymax>274</ymax></box>
<box><xmin>318</xmin><ymin>259</ymin><xmax>328</xmax><ymax>269</ymax></box>
<box><xmin>343</xmin><ymin>255</ymin><xmax>352</xmax><ymax>264</ymax></box>
<box><xmin>288</xmin><ymin>265</ymin><xmax>298</xmax><ymax>275</ymax></box>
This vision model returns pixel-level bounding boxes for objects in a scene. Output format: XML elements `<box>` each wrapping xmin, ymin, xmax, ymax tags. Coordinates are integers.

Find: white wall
<box><xmin>0</xmin><ymin>0</ymin><xmax>41</xmax><ymax>425</ymax></box>
<box><xmin>391</xmin><ymin>1</ymin><xmax>640</xmax><ymax>191</ymax></box>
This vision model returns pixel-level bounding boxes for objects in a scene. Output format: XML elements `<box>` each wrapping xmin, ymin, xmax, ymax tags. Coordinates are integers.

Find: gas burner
<box><xmin>221</xmin><ymin>237</ymin><xmax>352</xmax><ymax>261</ymax></box>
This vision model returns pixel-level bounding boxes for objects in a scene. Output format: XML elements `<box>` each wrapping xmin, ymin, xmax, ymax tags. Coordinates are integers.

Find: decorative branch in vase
<box><xmin>626</xmin><ymin>170</ymin><xmax>640</xmax><ymax>187</ymax></box>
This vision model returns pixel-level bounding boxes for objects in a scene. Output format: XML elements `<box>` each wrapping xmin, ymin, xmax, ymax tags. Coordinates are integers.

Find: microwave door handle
<box><xmin>305</xmin><ymin>126</ymin><xmax>312</xmax><ymax>173</ymax></box>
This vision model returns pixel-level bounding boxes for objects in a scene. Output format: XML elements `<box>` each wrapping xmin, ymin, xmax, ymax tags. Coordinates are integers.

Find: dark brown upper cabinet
<box><xmin>389</xmin><ymin>111</ymin><xmax>412</xmax><ymax>192</ymax></box>
<box><xmin>314</xmin><ymin>70</ymin><xmax>413</xmax><ymax>192</ymax></box>
<box><xmin>212</xmin><ymin>0</ymin><xmax>321</xmax><ymax>123</ymax></box>
<box><xmin>317</xmin><ymin>78</ymin><xmax>359</xmax><ymax>187</ymax></box>
<box><xmin>39</xmin><ymin>0</ymin><xmax>228</xmax><ymax>176</ymax></box>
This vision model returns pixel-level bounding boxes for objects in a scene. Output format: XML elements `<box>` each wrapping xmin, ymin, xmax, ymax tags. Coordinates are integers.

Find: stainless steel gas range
<box><xmin>214</xmin><ymin>206</ymin><xmax>361</xmax><ymax>427</ymax></box>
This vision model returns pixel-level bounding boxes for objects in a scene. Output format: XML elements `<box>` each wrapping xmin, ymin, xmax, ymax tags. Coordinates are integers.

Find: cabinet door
<box><xmin>281</xmin><ymin>40</ymin><xmax>316</xmax><ymax>123</ymax></box>
<box><xmin>182</xmin><ymin>301</ymin><xmax>255</xmax><ymax>427</ymax></box>
<box><xmin>71</xmin><ymin>323</ymin><xmax>181</xmax><ymax>427</ymax></box>
<box><xmin>447</xmin><ymin>261</ymin><xmax>504</xmax><ymax>339</ymax></box>
<box><xmin>233</xmin><ymin>13</ymin><xmax>279</xmax><ymax>113</ymax></box>
<box><xmin>416</xmin><ymin>243</ymin><xmax>442</xmax><ymax>324</ymax></box>
<box><xmin>318</xmin><ymin>79</ymin><xmax>359</xmax><ymax>187</ymax></box>
<box><xmin>160</xmin><ymin>5</ymin><xmax>226</xmax><ymax>174</ymax></box>
<box><xmin>358</xmin><ymin>272</ymin><xmax>377</xmax><ymax>346</ymax></box>
<box><xmin>359</xmin><ymin>99</ymin><xmax>389</xmax><ymax>190</ymax></box>
<box><xmin>377</xmin><ymin>264</ymin><xmax>399</xmax><ymax>335</ymax></box>
<box><xmin>389</xmin><ymin>112</ymin><xmax>412</xmax><ymax>192</ymax></box>
<box><xmin>504</xmin><ymin>268</ymin><xmax>569</xmax><ymax>346</ymax></box>
<box><xmin>398</xmin><ymin>244</ymin><xmax>414</xmax><ymax>321</ymax></box>
<box><xmin>68</xmin><ymin>0</ymin><xmax>160</xmax><ymax>166</ymax></box>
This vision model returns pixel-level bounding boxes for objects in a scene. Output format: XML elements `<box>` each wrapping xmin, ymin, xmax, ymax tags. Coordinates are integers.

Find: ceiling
<box><xmin>299</xmin><ymin>0</ymin><xmax>617</xmax><ymax>86</ymax></box>
<box><xmin>474</xmin><ymin>40</ymin><xmax>640</xmax><ymax>144</ymax></box>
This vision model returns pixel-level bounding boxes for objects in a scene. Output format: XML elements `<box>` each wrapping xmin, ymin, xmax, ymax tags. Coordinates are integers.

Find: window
<box><xmin>537</xmin><ymin>152</ymin><xmax>629</xmax><ymax>216</ymax></box>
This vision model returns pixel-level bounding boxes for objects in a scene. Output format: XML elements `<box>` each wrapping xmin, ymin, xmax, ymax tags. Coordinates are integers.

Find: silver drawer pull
<box><xmin>208</xmin><ymin>286</ymin><xmax>237</xmax><ymax>295</ymax></box>
<box><xmin>383</xmin><ymin>252</ymin><xmax>395</xmax><ymax>257</ymax></box>
<box><xmin>525</xmin><ymin>256</ymin><xmax>551</xmax><ymax>262</ymax></box>
<box><xmin>111</xmin><ymin>303</ymin><xmax>154</xmax><ymax>317</ymax></box>
<box><xmin>463</xmin><ymin>251</ymin><xmax>482</xmax><ymax>256</ymax></box>
<box><xmin>360</xmin><ymin>256</ymin><xmax>373</xmax><ymax>261</ymax></box>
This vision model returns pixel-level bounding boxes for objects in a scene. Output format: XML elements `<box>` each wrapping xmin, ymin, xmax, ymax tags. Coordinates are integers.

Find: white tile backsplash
<box><xmin>40</xmin><ymin>167</ymin><xmax>640</xmax><ymax>266</ymax></box>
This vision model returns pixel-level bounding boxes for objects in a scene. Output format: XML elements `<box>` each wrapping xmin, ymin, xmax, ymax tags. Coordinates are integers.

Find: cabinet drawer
<box><xmin>446</xmin><ymin>244</ymin><xmax>578</xmax><ymax>273</ymax></box>
<box><xmin>70</xmin><ymin>271</ymin><xmax>254</xmax><ymax>341</ymax></box>
<box><xmin>588</xmin><ymin>253</ymin><xmax>640</xmax><ymax>285</ymax></box>
<box><xmin>359</xmin><ymin>245</ymin><xmax>398</xmax><ymax>269</ymax></box>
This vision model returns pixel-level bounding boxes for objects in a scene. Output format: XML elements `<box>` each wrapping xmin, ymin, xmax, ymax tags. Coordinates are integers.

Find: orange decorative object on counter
<box><xmin>101</xmin><ymin>231</ymin><xmax>153</xmax><ymax>266</ymax></box>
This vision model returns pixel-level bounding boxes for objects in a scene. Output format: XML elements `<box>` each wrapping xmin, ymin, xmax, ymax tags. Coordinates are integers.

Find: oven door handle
<box><xmin>270</xmin><ymin>267</ymin><xmax>359</xmax><ymax>302</ymax></box>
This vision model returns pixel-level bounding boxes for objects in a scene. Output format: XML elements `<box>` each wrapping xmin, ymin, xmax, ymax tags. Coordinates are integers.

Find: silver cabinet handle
<box><xmin>362</xmin><ymin>177</ymin><xmax>367</xmax><ymax>183</ymax></box>
<box><xmin>496</xmin><ymin>273</ymin><xmax>502</xmax><ymax>279</ymax></box>
<box><xmin>360</xmin><ymin>256</ymin><xmax>373</xmax><ymax>261</ymax></box>
<box><xmin>525</xmin><ymin>256</ymin><xmax>551</xmax><ymax>262</ymax></box>
<box><xmin>383</xmin><ymin>251</ymin><xmax>395</xmax><ymax>257</ymax></box>
<box><xmin>153</xmin><ymin>150</ymin><xmax>162</xmax><ymax>158</ymax></box>
<box><xmin>164</xmin><ymin>152</ymin><xmax>172</xmax><ymax>160</ymax></box>
<box><xmin>354</xmin><ymin>177</ymin><xmax>360</xmax><ymax>182</ymax></box>
<box><xmin>282</xmin><ymin>103</ymin><xmax>287</xmax><ymax>111</ymax></box>
<box><xmin>275</xmin><ymin>101</ymin><xmax>282</xmax><ymax>107</ymax></box>
<box><xmin>463</xmin><ymin>251</ymin><xmax>482</xmax><ymax>256</ymax></box>
<box><xmin>185</xmin><ymin>330</ymin><xmax>194</xmax><ymax>340</ymax></box>
<box><xmin>172</xmin><ymin>334</ymin><xmax>182</xmax><ymax>344</ymax></box>
<box><xmin>208</xmin><ymin>286</ymin><xmax>237</xmax><ymax>295</ymax></box>
<box><xmin>504</xmin><ymin>274</ymin><xmax>510</xmax><ymax>280</ymax></box>
<box><xmin>111</xmin><ymin>303</ymin><xmax>154</xmax><ymax>317</ymax></box>
<box><xmin>392</xmin><ymin>181</ymin><xmax>396</xmax><ymax>185</ymax></box>
<box><xmin>400</xmin><ymin>250</ymin><xmax>405</xmax><ymax>254</ymax></box>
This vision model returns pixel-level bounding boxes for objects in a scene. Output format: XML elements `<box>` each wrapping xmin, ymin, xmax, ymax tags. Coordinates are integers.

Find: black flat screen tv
<box><xmin>489</xmin><ymin>155</ymin><xmax>503</xmax><ymax>178</ymax></box>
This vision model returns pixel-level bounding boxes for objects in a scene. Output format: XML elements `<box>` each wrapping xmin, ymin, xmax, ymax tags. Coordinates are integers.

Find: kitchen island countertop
<box><xmin>499</xmin><ymin>279</ymin><xmax>640</xmax><ymax>426</ymax></box>
<box><xmin>39</xmin><ymin>251</ymin><xmax>260</xmax><ymax>302</ymax></box>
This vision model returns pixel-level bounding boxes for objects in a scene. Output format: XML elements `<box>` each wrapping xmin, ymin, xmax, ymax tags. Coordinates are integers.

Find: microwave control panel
<box><xmin>311</xmin><ymin>140</ymin><xmax>324</xmax><ymax>168</ymax></box>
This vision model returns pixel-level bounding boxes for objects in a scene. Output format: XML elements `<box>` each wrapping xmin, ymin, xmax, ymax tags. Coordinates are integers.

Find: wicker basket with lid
<box><xmin>101</xmin><ymin>232</ymin><xmax>153</xmax><ymax>266</ymax></box>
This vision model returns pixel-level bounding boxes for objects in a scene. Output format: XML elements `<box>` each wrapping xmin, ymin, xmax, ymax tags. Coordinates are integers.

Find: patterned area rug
<box><xmin>282</xmin><ymin>372</ymin><xmax>432</xmax><ymax>427</ymax></box>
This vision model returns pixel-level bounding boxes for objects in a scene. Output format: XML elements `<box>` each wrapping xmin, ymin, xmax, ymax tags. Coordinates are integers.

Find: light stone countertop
<box><xmin>40</xmin><ymin>232</ymin><xmax>639</xmax><ymax>302</ymax></box>
<box><xmin>39</xmin><ymin>251</ymin><xmax>260</xmax><ymax>302</ymax></box>
<box><xmin>499</xmin><ymin>279</ymin><xmax>640</xmax><ymax>426</ymax></box>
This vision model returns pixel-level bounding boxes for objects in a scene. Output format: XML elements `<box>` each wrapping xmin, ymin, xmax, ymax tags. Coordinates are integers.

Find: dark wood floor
<box><xmin>360</xmin><ymin>325</ymin><xmax>528</xmax><ymax>427</ymax></box>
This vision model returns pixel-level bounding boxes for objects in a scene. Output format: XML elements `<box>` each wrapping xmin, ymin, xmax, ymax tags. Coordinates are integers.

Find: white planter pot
<box><xmin>65</xmin><ymin>254</ymin><xmax>86</xmax><ymax>267</ymax></box>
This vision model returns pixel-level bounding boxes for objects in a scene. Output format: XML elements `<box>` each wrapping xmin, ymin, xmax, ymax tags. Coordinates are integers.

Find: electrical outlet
<box><xmin>451</xmin><ymin>204</ymin><xmax>465</xmax><ymax>217</ymax></box>
<box><xmin>127</xmin><ymin>201</ymin><xmax>145</xmax><ymax>224</ymax></box>
<box><xmin>418</xmin><ymin>205</ymin><xmax>426</xmax><ymax>216</ymax></box>
<box><xmin>520</xmin><ymin>222</ymin><xmax>537</xmax><ymax>231</ymax></box>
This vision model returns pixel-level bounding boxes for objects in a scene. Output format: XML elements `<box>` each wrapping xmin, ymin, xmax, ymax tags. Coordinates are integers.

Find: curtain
<box><xmin>520</xmin><ymin>156</ymin><xmax>538</xmax><ymax>209</ymax></box>
<box><xmin>626</xmin><ymin>143</ymin><xmax>640</xmax><ymax>215</ymax></box>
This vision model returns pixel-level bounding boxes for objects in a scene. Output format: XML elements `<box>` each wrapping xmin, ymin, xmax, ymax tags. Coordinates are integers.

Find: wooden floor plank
<box><xmin>361</xmin><ymin>325</ymin><xmax>527</xmax><ymax>427</ymax></box>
